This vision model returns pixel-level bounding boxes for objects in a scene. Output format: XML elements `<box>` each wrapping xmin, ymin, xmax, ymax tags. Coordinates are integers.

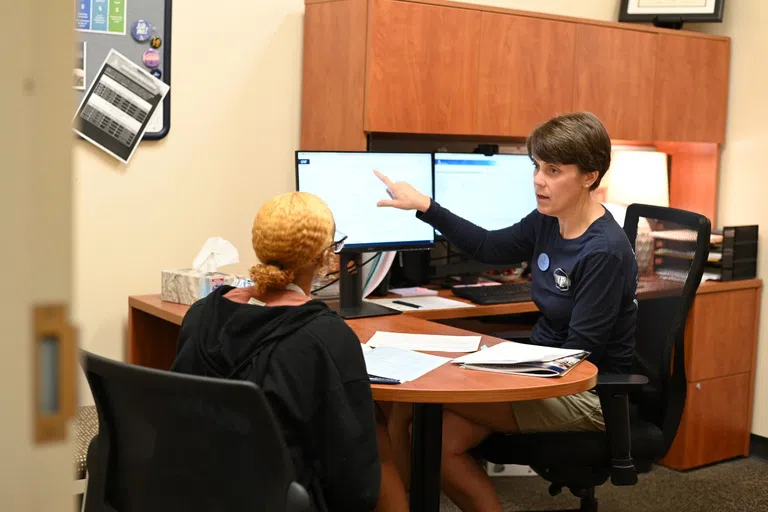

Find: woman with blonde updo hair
<box><xmin>171</xmin><ymin>192</ymin><xmax>408</xmax><ymax>512</ymax></box>
<box><xmin>247</xmin><ymin>191</ymin><xmax>336</xmax><ymax>299</ymax></box>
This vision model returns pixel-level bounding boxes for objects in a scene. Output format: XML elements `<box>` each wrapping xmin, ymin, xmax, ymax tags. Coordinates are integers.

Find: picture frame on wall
<box><xmin>619</xmin><ymin>0</ymin><xmax>726</xmax><ymax>29</ymax></box>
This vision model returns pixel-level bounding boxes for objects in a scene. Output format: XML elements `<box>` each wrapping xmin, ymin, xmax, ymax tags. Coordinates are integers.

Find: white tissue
<box><xmin>192</xmin><ymin>237</ymin><xmax>240</xmax><ymax>273</ymax></box>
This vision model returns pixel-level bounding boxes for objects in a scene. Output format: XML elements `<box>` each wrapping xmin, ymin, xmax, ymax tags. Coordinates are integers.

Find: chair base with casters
<box><xmin>477</xmin><ymin>376</ymin><xmax>659</xmax><ymax>512</ymax></box>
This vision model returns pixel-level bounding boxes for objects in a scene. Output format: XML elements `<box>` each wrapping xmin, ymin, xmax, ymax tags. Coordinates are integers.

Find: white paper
<box><xmin>367</xmin><ymin>331</ymin><xmax>481</xmax><ymax>353</ymax></box>
<box><xmin>364</xmin><ymin>347</ymin><xmax>450</xmax><ymax>383</ymax></box>
<box><xmin>193</xmin><ymin>237</ymin><xmax>239</xmax><ymax>272</ymax></box>
<box><xmin>451</xmin><ymin>341</ymin><xmax>586</xmax><ymax>365</ymax></box>
<box><xmin>363</xmin><ymin>251</ymin><xmax>396</xmax><ymax>298</ymax></box>
<box><xmin>73</xmin><ymin>49</ymin><xmax>170</xmax><ymax>164</ymax></box>
<box><xmin>366</xmin><ymin>296</ymin><xmax>475</xmax><ymax>312</ymax></box>
<box><xmin>312</xmin><ymin>251</ymin><xmax>389</xmax><ymax>300</ymax></box>
<box><xmin>360</xmin><ymin>343</ymin><xmax>373</xmax><ymax>354</ymax></box>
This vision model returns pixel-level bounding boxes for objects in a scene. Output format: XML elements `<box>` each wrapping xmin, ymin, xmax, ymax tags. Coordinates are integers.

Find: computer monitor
<box><xmin>295</xmin><ymin>150</ymin><xmax>434</xmax><ymax>319</ymax></box>
<box><xmin>433</xmin><ymin>152</ymin><xmax>537</xmax><ymax>233</ymax></box>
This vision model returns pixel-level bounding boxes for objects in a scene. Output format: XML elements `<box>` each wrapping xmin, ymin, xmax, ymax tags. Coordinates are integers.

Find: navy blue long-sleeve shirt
<box><xmin>418</xmin><ymin>201</ymin><xmax>638</xmax><ymax>375</ymax></box>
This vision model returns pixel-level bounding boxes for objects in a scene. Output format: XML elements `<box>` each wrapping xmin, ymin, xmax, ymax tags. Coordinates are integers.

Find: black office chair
<box><xmin>80</xmin><ymin>350</ymin><xmax>312</xmax><ymax>512</ymax></box>
<box><xmin>476</xmin><ymin>204</ymin><xmax>711</xmax><ymax>512</ymax></box>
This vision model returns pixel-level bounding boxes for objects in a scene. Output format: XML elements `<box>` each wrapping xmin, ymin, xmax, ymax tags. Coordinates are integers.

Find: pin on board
<box><xmin>74</xmin><ymin>0</ymin><xmax>172</xmax><ymax>140</ymax></box>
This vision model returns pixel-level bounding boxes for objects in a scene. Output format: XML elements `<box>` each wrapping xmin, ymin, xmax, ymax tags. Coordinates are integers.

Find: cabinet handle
<box><xmin>696</xmin><ymin>383</ymin><xmax>702</xmax><ymax>390</ymax></box>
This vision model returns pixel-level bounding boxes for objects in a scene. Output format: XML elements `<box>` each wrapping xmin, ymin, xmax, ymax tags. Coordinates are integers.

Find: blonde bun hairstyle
<box><xmin>249</xmin><ymin>192</ymin><xmax>335</xmax><ymax>295</ymax></box>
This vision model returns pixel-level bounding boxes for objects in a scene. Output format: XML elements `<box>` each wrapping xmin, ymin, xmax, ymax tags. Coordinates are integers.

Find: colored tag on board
<box><xmin>537</xmin><ymin>253</ymin><xmax>550</xmax><ymax>271</ymax></box>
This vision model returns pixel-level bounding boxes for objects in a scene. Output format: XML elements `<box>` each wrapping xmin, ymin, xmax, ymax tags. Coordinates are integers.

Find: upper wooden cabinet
<box><xmin>366</xmin><ymin>0</ymin><xmax>481</xmax><ymax>135</ymax></box>
<box><xmin>301</xmin><ymin>0</ymin><xmax>731</xmax><ymax>148</ymax></box>
<box><xmin>572</xmin><ymin>24</ymin><xmax>657</xmax><ymax>141</ymax></box>
<box><xmin>476</xmin><ymin>13</ymin><xmax>575</xmax><ymax>137</ymax></box>
<box><xmin>654</xmin><ymin>34</ymin><xmax>730</xmax><ymax>143</ymax></box>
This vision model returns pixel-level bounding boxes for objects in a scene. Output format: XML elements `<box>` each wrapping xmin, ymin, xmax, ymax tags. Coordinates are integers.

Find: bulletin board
<box><xmin>74</xmin><ymin>0</ymin><xmax>172</xmax><ymax>140</ymax></box>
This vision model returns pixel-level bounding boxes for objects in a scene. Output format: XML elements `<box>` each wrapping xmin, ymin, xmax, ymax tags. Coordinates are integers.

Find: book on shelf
<box><xmin>450</xmin><ymin>341</ymin><xmax>590</xmax><ymax>378</ymax></box>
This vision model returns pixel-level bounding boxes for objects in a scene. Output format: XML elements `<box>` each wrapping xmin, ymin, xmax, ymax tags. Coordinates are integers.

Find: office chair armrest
<box><xmin>595</xmin><ymin>373</ymin><xmax>648</xmax><ymax>487</ymax></box>
<box><xmin>596</xmin><ymin>374</ymin><xmax>649</xmax><ymax>393</ymax></box>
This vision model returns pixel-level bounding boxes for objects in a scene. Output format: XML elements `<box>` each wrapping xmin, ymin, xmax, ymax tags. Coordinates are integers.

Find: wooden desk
<box><xmin>127</xmin><ymin>275</ymin><xmax>761</xmax><ymax>507</ymax></box>
<box><xmin>127</xmin><ymin>294</ymin><xmax>597</xmax><ymax>512</ymax></box>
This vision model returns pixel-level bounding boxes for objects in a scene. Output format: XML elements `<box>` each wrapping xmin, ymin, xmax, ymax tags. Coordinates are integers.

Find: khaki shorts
<box><xmin>509</xmin><ymin>390</ymin><xmax>605</xmax><ymax>433</ymax></box>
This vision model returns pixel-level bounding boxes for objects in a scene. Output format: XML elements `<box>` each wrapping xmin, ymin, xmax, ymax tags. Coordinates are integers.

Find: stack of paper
<box><xmin>451</xmin><ymin>341</ymin><xmax>589</xmax><ymax>378</ymax></box>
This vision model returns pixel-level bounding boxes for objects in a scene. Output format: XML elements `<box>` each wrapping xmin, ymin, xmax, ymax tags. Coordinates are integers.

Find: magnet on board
<box><xmin>142</xmin><ymin>49</ymin><xmax>160</xmax><ymax>69</ymax></box>
<box><xmin>150</xmin><ymin>36</ymin><xmax>162</xmax><ymax>49</ymax></box>
<box><xmin>131</xmin><ymin>20</ymin><xmax>153</xmax><ymax>42</ymax></box>
<box><xmin>150</xmin><ymin>68</ymin><xmax>162</xmax><ymax>79</ymax></box>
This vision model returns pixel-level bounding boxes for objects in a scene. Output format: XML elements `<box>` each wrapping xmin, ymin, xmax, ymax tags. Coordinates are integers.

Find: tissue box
<box><xmin>161</xmin><ymin>269</ymin><xmax>238</xmax><ymax>305</ymax></box>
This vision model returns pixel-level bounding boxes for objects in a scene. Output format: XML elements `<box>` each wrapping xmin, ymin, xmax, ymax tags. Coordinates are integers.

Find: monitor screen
<box><xmin>295</xmin><ymin>151</ymin><xmax>435</xmax><ymax>252</ymax></box>
<box><xmin>433</xmin><ymin>153</ymin><xmax>537</xmax><ymax>233</ymax></box>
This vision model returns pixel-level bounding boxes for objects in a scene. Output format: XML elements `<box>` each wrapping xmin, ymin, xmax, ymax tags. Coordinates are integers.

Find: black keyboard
<box><xmin>451</xmin><ymin>281</ymin><xmax>532</xmax><ymax>305</ymax></box>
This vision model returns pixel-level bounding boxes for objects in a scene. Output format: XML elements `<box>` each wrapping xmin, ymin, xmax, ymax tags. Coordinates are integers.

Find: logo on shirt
<box><xmin>553</xmin><ymin>268</ymin><xmax>571</xmax><ymax>291</ymax></box>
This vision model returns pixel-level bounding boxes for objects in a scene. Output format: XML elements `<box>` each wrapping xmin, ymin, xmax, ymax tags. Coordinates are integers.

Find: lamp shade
<box><xmin>606</xmin><ymin>150</ymin><xmax>669</xmax><ymax>207</ymax></box>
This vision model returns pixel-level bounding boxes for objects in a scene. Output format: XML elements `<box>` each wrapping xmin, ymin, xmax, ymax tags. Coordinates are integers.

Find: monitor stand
<box><xmin>328</xmin><ymin>253</ymin><xmax>402</xmax><ymax>320</ymax></box>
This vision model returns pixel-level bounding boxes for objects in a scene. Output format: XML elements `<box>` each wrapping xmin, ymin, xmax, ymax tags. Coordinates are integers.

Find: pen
<box><xmin>369</xmin><ymin>375</ymin><xmax>402</xmax><ymax>385</ymax></box>
<box><xmin>392</xmin><ymin>300</ymin><xmax>421</xmax><ymax>309</ymax></box>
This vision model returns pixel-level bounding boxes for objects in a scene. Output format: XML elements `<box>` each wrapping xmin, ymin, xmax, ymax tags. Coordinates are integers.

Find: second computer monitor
<box><xmin>295</xmin><ymin>151</ymin><xmax>435</xmax><ymax>252</ymax></box>
<box><xmin>434</xmin><ymin>153</ymin><xmax>537</xmax><ymax>232</ymax></box>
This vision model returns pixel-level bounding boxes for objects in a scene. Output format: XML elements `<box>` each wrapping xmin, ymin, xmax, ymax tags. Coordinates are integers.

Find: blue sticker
<box><xmin>131</xmin><ymin>20</ymin><xmax>153</xmax><ymax>42</ymax></box>
<box><xmin>537</xmin><ymin>253</ymin><xmax>550</xmax><ymax>271</ymax></box>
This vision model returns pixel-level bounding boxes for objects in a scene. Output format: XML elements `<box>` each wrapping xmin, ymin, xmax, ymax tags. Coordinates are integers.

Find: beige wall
<box><xmin>74</xmin><ymin>1</ymin><xmax>305</xmax><ymax>399</ymax></box>
<box><xmin>689</xmin><ymin>2</ymin><xmax>768</xmax><ymax>437</ymax></box>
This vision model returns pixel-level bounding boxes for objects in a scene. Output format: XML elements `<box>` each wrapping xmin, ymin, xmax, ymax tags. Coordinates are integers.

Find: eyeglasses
<box><xmin>331</xmin><ymin>230</ymin><xmax>348</xmax><ymax>254</ymax></box>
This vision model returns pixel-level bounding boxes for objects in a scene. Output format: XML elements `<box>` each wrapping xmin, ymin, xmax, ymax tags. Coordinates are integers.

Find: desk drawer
<box><xmin>687</xmin><ymin>288</ymin><xmax>759</xmax><ymax>381</ymax></box>
<box><xmin>661</xmin><ymin>373</ymin><xmax>751</xmax><ymax>470</ymax></box>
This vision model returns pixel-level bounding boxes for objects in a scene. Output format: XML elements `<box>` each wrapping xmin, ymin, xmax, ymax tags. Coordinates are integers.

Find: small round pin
<box><xmin>537</xmin><ymin>253</ymin><xmax>550</xmax><ymax>272</ymax></box>
<box><xmin>142</xmin><ymin>49</ymin><xmax>160</xmax><ymax>69</ymax></box>
<box><xmin>131</xmin><ymin>20</ymin><xmax>153</xmax><ymax>43</ymax></box>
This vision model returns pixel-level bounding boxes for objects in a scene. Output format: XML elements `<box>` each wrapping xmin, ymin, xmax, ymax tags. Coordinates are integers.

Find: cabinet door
<box><xmin>661</xmin><ymin>374</ymin><xmax>751</xmax><ymax>469</ymax></box>
<box><xmin>572</xmin><ymin>25</ymin><xmax>656</xmax><ymax>141</ymax></box>
<box><xmin>654</xmin><ymin>35</ymin><xmax>729</xmax><ymax>143</ymax></box>
<box><xmin>366</xmin><ymin>0</ymin><xmax>481</xmax><ymax>135</ymax></box>
<box><xmin>476</xmin><ymin>13</ymin><xmax>576</xmax><ymax>137</ymax></box>
<box><xmin>687</xmin><ymin>288</ymin><xmax>759</xmax><ymax>381</ymax></box>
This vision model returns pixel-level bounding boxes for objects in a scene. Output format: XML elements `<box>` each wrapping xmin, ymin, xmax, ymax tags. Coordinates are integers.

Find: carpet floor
<box><xmin>439</xmin><ymin>457</ymin><xmax>768</xmax><ymax>511</ymax></box>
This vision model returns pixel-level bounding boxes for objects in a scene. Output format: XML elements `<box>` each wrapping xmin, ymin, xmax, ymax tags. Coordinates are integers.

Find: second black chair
<box><xmin>81</xmin><ymin>350</ymin><xmax>312</xmax><ymax>512</ymax></box>
<box><xmin>476</xmin><ymin>203</ymin><xmax>711</xmax><ymax>512</ymax></box>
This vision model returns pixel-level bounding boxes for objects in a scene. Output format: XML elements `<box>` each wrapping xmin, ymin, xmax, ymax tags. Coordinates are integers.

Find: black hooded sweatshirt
<box><xmin>170</xmin><ymin>286</ymin><xmax>380</xmax><ymax>511</ymax></box>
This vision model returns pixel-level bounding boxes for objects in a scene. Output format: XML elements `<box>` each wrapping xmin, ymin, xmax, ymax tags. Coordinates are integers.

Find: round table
<box><xmin>347</xmin><ymin>313</ymin><xmax>598</xmax><ymax>512</ymax></box>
